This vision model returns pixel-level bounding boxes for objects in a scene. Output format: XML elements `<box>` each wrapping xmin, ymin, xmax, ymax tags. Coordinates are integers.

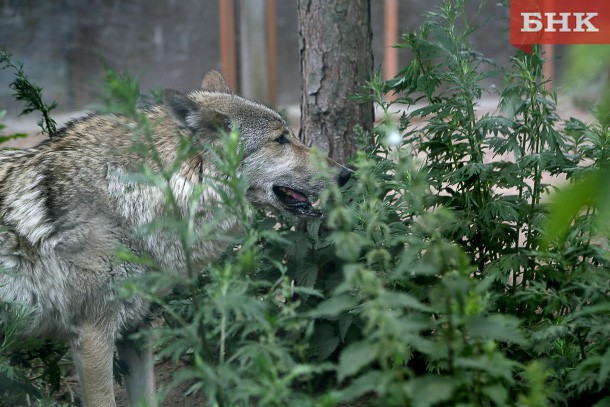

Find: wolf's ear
<box><xmin>164</xmin><ymin>89</ymin><xmax>199</xmax><ymax>131</ymax></box>
<box><xmin>201</xmin><ymin>70</ymin><xmax>233</xmax><ymax>94</ymax></box>
<box><xmin>163</xmin><ymin>89</ymin><xmax>230</xmax><ymax>134</ymax></box>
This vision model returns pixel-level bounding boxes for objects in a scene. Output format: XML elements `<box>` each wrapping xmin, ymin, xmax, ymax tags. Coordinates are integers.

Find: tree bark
<box><xmin>297</xmin><ymin>0</ymin><xmax>374</xmax><ymax>164</ymax></box>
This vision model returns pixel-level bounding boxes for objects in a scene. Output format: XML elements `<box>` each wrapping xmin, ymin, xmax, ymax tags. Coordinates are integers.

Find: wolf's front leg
<box><xmin>117</xmin><ymin>333</ymin><xmax>155</xmax><ymax>406</ymax></box>
<box><xmin>71</xmin><ymin>324</ymin><xmax>116</xmax><ymax>407</ymax></box>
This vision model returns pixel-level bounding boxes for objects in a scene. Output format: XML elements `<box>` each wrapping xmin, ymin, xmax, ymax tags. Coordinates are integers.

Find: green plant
<box><xmin>0</xmin><ymin>48</ymin><xmax>57</xmax><ymax>137</ymax></box>
<box><xmin>379</xmin><ymin>0</ymin><xmax>609</xmax><ymax>404</ymax></box>
<box><xmin>0</xmin><ymin>110</ymin><xmax>28</xmax><ymax>145</ymax></box>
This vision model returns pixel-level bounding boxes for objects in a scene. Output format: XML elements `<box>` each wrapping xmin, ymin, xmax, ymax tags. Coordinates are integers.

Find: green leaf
<box><xmin>294</xmin><ymin>264</ymin><xmax>318</xmax><ymax>287</ymax></box>
<box><xmin>482</xmin><ymin>383</ymin><xmax>508</xmax><ymax>405</ymax></box>
<box><xmin>404</xmin><ymin>376</ymin><xmax>455</xmax><ymax>407</ymax></box>
<box><xmin>455</xmin><ymin>355</ymin><xmax>515</xmax><ymax>383</ymax></box>
<box><xmin>337</xmin><ymin>340</ymin><xmax>377</xmax><ymax>381</ymax></box>
<box><xmin>332</xmin><ymin>370</ymin><xmax>384</xmax><ymax>402</ymax></box>
<box><xmin>569</xmin><ymin>302</ymin><xmax>610</xmax><ymax>319</ymax></box>
<box><xmin>0</xmin><ymin>133</ymin><xmax>27</xmax><ymax>144</ymax></box>
<box><xmin>338</xmin><ymin>313</ymin><xmax>354</xmax><ymax>342</ymax></box>
<box><xmin>466</xmin><ymin>314</ymin><xmax>527</xmax><ymax>345</ymax></box>
<box><xmin>331</xmin><ymin>231</ymin><xmax>371</xmax><ymax>261</ymax></box>
<box><xmin>380</xmin><ymin>292</ymin><xmax>433</xmax><ymax>313</ymax></box>
<box><xmin>311</xmin><ymin>322</ymin><xmax>340</xmax><ymax>362</ymax></box>
<box><xmin>598</xmin><ymin>347</ymin><xmax>610</xmax><ymax>388</ymax></box>
<box><xmin>308</xmin><ymin>295</ymin><xmax>357</xmax><ymax>318</ymax></box>
<box><xmin>542</xmin><ymin>169</ymin><xmax>607</xmax><ymax>247</ymax></box>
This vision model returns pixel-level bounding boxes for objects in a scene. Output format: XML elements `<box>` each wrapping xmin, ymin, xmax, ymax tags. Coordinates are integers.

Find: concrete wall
<box><xmin>1</xmin><ymin>0</ymin><xmax>520</xmax><ymax>118</ymax></box>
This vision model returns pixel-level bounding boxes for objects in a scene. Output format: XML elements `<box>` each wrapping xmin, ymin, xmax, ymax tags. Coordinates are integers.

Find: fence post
<box><xmin>239</xmin><ymin>0</ymin><xmax>272</xmax><ymax>104</ymax></box>
<box><xmin>219</xmin><ymin>0</ymin><xmax>239</xmax><ymax>92</ymax></box>
<box><xmin>384</xmin><ymin>0</ymin><xmax>399</xmax><ymax>100</ymax></box>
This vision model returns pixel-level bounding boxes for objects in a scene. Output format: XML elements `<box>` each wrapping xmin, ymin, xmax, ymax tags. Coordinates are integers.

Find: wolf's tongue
<box><xmin>287</xmin><ymin>189</ymin><xmax>308</xmax><ymax>202</ymax></box>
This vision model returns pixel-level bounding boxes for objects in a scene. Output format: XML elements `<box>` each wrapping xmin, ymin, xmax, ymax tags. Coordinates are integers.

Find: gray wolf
<box><xmin>0</xmin><ymin>71</ymin><xmax>350</xmax><ymax>406</ymax></box>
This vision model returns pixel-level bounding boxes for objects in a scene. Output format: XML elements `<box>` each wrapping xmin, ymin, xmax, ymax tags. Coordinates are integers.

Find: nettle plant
<box><xmin>373</xmin><ymin>0</ymin><xmax>609</xmax><ymax>405</ymax></box>
<box><xmin>105</xmin><ymin>37</ymin><xmax>534</xmax><ymax>406</ymax></box>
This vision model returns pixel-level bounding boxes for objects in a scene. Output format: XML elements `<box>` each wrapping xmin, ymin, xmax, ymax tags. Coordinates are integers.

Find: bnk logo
<box><xmin>510</xmin><ymin>0</ymin><xmax>610</xmax><ymax>53</ymax></box>
<box><xmin>521</xmin><ymin>12</ymin><xmax>598</xmax><ymax>33</ymax></box>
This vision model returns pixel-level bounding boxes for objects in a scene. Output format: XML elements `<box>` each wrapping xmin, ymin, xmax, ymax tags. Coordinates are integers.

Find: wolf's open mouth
<box><xmin>272</xmin><ymin>185</ymin><xmax>321</xmax><ymax>218</ymax></box>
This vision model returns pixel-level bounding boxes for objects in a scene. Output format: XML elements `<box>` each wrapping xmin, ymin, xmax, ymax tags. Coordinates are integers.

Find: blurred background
<box><xmin>0</xmin><ymin>0</ymin><xmax>606</xmax><ymax>122</ymax></box>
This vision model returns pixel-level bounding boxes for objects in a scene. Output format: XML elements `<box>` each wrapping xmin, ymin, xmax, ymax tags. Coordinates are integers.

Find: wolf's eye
<box><xmin>274</xmin><ymin>134</ymin><xmax>290</xmax><ymax>145</ymax></box>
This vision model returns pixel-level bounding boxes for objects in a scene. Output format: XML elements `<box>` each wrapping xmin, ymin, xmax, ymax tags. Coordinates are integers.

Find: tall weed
<box><xmin>380</xmin><ymin>0</ymin><xmax>609</xmax><ymax>404</ymax></box>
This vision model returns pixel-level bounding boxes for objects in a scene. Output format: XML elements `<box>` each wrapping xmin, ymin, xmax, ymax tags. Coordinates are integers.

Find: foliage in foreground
<box><xmin>1</xmin><ymin>1</ymin><xmax>610</xmax><ymax>406</ymax></box>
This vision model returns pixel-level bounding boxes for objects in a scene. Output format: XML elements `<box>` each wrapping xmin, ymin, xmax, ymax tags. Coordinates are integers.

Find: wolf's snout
<box><xmin>337</xmin><ymin>167</ymin><xmax>352</xmax><ymax>187</ymax></box>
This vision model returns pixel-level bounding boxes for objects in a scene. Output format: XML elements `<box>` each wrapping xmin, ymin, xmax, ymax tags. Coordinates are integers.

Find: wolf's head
<box><xmin>162</xmin><ymin>71</ymin><xmax>350</xmax><ymax>218</ymax></box>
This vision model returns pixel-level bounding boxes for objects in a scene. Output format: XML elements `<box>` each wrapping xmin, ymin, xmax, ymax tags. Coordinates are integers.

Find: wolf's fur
<box><xmin>0</xmin><ymin>71</ymin><xmax>350</xmax><ymax>406</ymax></box>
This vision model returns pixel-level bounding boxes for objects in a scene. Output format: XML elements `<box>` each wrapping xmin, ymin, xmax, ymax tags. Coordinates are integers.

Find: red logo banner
<box><xmin>510</xmin><ymin>0</ymin><xmax>610</xmax><ymax>53</ymax></box>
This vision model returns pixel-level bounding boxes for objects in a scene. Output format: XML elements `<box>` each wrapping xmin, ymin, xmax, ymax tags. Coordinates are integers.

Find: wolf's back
<box><xmin>0</xmin><ymin>114</ymin><xmax>156</xmax><ymax>337</ymax></box>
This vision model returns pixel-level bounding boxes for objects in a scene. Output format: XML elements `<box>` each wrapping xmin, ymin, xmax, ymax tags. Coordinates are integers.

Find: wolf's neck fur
<box><xmin>106</xmin><ymin>146</ymin><xmax>241</xmax><ymax>273</ymax></box>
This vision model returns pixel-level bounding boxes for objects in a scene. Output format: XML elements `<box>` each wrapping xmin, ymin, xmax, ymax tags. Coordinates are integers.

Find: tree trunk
<box><xmin>297</xmin><ymin>0</ymin><xmax>374</xmax><ymax>164</ymax></box>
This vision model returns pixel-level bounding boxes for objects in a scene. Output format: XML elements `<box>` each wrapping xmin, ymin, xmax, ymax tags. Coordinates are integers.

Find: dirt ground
<box><xmin>50</xmin><ymin>356</ymin><xmax>206</xmax><ymax>406</ymax></box>
<box><xmin>114</xmin><ymin>358</ymin><xmax>207</xmax><ymax>406</ymax></box>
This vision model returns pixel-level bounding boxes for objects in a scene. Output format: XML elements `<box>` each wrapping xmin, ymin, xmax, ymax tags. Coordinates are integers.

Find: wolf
<box><xmin>0</xmin><ymin>71</ymin><xmax>351</xmax><ymax>406</ymax></box>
